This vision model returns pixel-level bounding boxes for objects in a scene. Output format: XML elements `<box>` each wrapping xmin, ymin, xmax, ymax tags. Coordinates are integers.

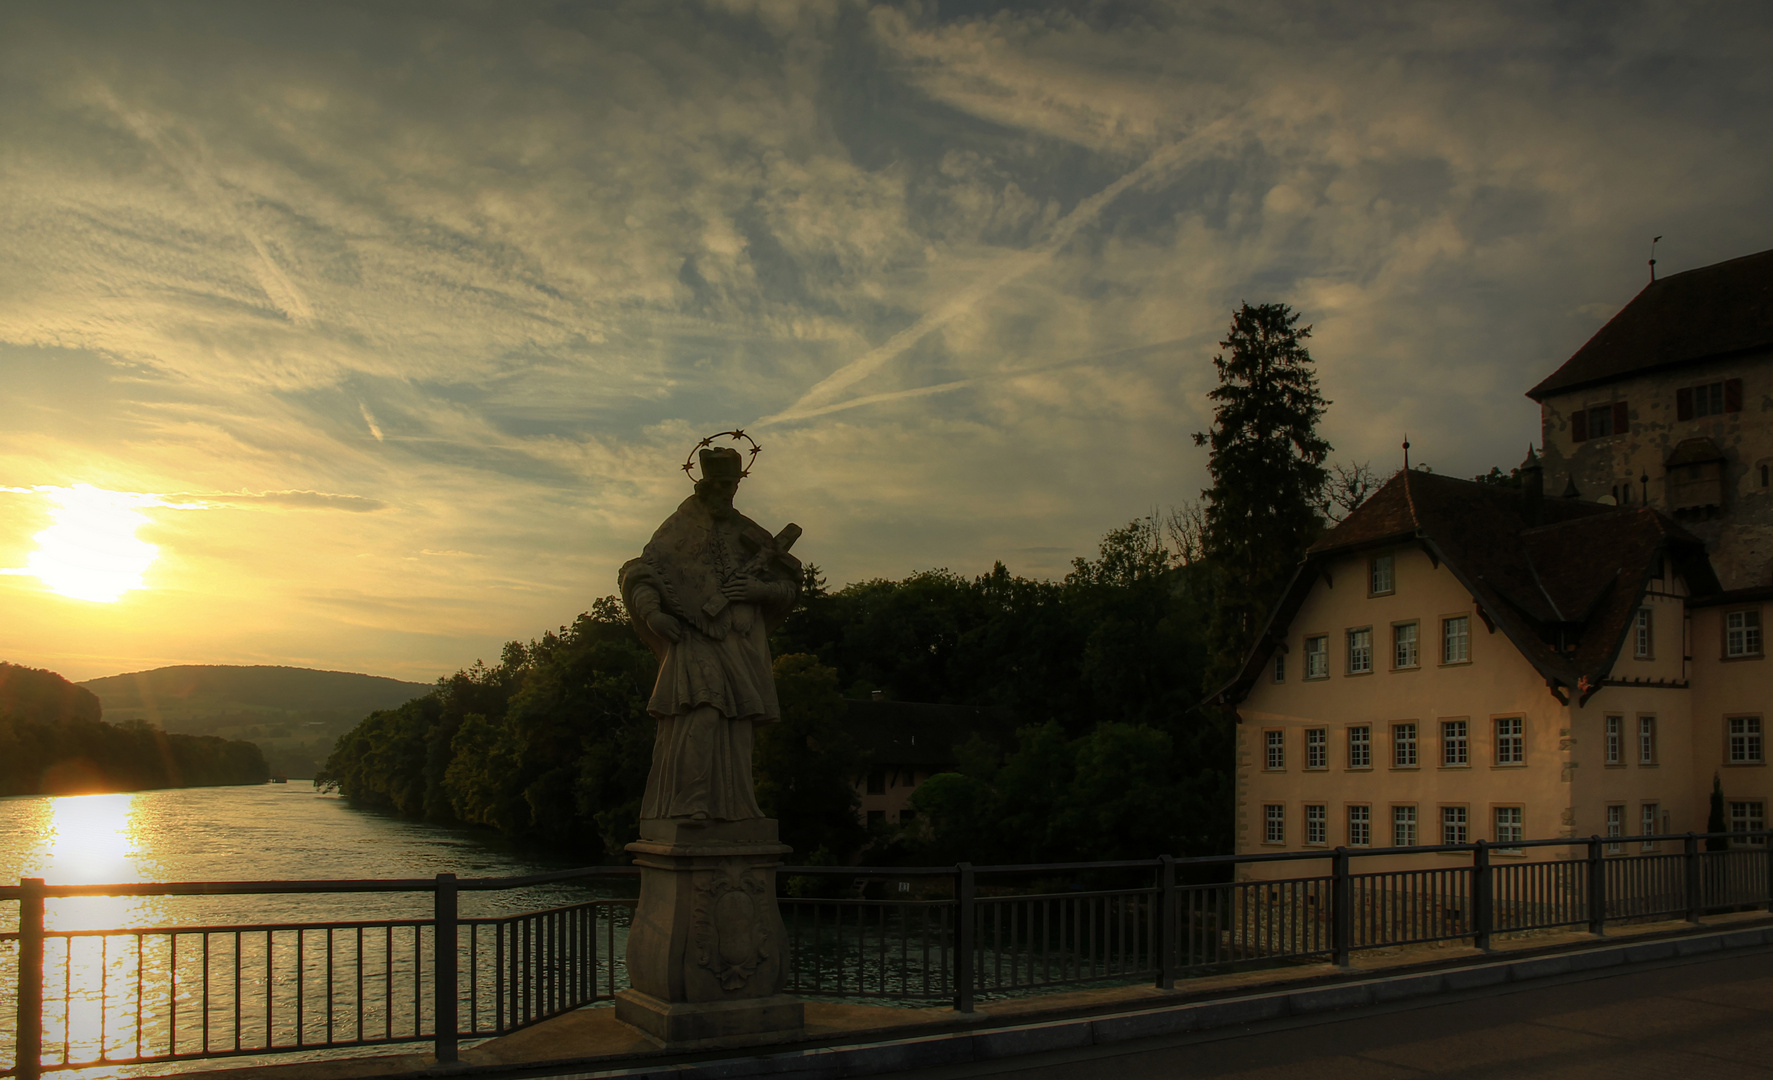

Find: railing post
<box><xmin>1587</xmin><ymin>836</ymin><xmax>1606</xmax><ymax>936</ymax></box>
<box><xmin>1684</xmin><ymin>833</ymin><xmax>1702</xmax><ymax>923</ymax></box>
<box><xmin>953</xmin><ymin>863</ymin><xmax>975</xmax><ymax>1013</ymax></box>
<box><xmin>1472</xmin><ymin>841</ymin><xmax>1493</xmax><ymax>951</ymax></box>
<box><xmin>433</xmin><ymin>872</ymin><xmax>458</xmax><ymax>1063</ymax></box>
<box><xmin>1331</xmin><ymin>848</ymin><xmax>1351</xmax><ymax>967</ymax></box>
<box><xmin>15</xmin><ymin>878</ymin><xmax>43</xmax><ymax>1080</ymax></box>
<box><xmin>1155</xmin><ymin>856</ymin><xmax>1176</xmax><ymax>990</ymax></box>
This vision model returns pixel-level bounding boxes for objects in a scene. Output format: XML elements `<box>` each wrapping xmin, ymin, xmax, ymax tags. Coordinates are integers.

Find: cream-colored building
<box><xmin>1223</xmin><ymin>248</ymin><xmax>1772</xmax><ymax>874</ymax></box>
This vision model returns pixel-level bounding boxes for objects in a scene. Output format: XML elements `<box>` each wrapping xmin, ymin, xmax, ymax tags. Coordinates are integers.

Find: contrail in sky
<box><xmin>754</xmin><ymin>117</ymin><xmax>1238</xmax><ymax>427</ymax></box>
<box><xmin>771</xmin><ymin>338</ymin><xmax>1193</xmax><ymax>423</ymax></box>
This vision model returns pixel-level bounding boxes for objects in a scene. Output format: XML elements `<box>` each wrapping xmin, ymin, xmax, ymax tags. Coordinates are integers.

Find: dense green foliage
<box><xmin>318</xmin><ymin>516</ymin><xmax>1229</xmax><ymax>864</ymax></box>
<box><xmin>779</xmin><ymin>520</ymin><xmax>1228</xmax><ymax>861</ymax></box>
<box><xmin>0</xmin><ymin>663</ymin><xmax>270</xmax><ymax>795</ymax></box>
<box><xmin>1192</xmin><ymin>302</ymin><xmax>1331</xmax><ymax>687</ymax></box>
<box><xmin>315</xmin><ymin>599</ymin><xmax>866</xmax><ymax>861</ymax></box>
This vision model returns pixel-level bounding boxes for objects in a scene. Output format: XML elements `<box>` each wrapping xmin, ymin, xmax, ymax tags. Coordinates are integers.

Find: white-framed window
<box><xmin>1393</xmin><ymin>722</ymin><xmax>1417</xmax><ymax>767</ymax></box>
<box><xmin>1393</xmin><ymin>805</ymin><xmax>1417</xmax><ymax>847</ymax></box>
<box><xmin>1348</xmin><ymin>725</ymin><xmax>1371</xmax><ymax>768</ymax></box>
<box><xmin>1442</xmin><ymin>719</ymin><xmax>1468</xmax><ymax>766</ymax></box>
<box><xmin>1264</xmin><ymin>804</ymin><xmax>1285</xmax><ymax>844</ymax></box>
<box><xmin>1494</xmin><ymin>807</ymin><xmax>1523</xmax><ymax>854</ymax></box>
<box><xmin>1369</xmin><ymin>553</ymin><xmax>1394</xmax><ymax>596</ymax></box>
<box><xmin>1639</xmin><ymin>716</ymin><xmax>1657</xmax><ymax>765</ymax></box>
<box><xmin>1306</xmin><ymin>728</ymin><xmax>1327</xmax><ymax>769</ymax></box>
<box><xmin>1727</xmin><ymin>609</ymin><xmax>1763</xmax><ymax>658</ymax></box>
<box><xmin>1605</xmin><ymin>715</ymin><xmax>1622</xmax><ymax>765</ymax></box>
<box><xmin>1305</xmin><ymin>635</ymin><xmax>1329</xmax><ymax>679</ymax></box>
<box><xmin>1348</xmin><ymin>805</ymin><xmax>1370</xmax><ymax>847</ymax></box>
<box><xmin>1305</xmin><ymin>804</ymin><xmax>1326</xmax><ymax>846</ymax></box>
<box><xmin>1495</xmin><ymin>717</ymin><xmax>1524</xmax><ymax>765</ymax></box>
<box><xmin>1729</xmin><ymin>716</ymin><xmax>1764</xmax><ymax>764</ymax></box>
<box><xmin>1264</xmin><ymin>729</ymin><xmax>1285</xmax><ymax>770</ymax></box>
<box><xmin>1443</xmin><ymin>615</ymin><xmax>1471</xmax><ymax>663</ymax></box>
<box><xmin>1273</xmin><ymin>652</ymin><xmax>1285</xmax><ymax>683</ymax></box>
<box><xmin>1441</xmin><ymin>806</ymin><xmax>1467</xmax><ymax>845</ymax></box>
<box><xmin>1347</xmin><ymin>628</ymin><xmax>1373</xmax><ymax>674</ymax></box>
<box><xmin>1635</xmin><ymin>608</ymin><xmax>1653</xmax><ymax>659</ymax></box>
<box><xmin>1641</xmin><ymin>803</ymin><xmax>1659</xmax><ymax>852</ymax></box>
<box><xmin>1606</xmin><ymin>804</ymin><xmax>1623</xmax><ymax>854</ymax></box>
<box><xmin>1394</xmin><ymin>622</ymin><xmax>1418</xmax><ymax>668</ymax></box>
<box><xmin>1729</xmin><ymin>801</ymin><xmax>1765</xmax><ymax>844</ymax></box>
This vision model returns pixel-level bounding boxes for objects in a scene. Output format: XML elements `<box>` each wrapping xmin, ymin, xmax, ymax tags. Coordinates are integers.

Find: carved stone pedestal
<box><xmin>615</xmin><ymin>818</ymin><xmax>805</xmax><ymax>1049</ymax></box>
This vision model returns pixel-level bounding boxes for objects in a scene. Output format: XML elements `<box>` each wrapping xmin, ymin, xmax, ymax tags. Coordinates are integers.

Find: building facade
<box><xmin>1224</xmin><ymin>248</ymin><xmax>1773</xmax><ymax>875</ymax></box>
<box><xmin>1530</xmin><ymin>248</ymin><xmax>1773</xmax><ymax>590</ymax></box>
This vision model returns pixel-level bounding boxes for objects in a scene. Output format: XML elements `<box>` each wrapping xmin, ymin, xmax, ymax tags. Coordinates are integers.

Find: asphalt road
<box><xmin>882</xmin><ymin>946</ymin><xmax>1773</xmax><ymax>1080</ymax></box>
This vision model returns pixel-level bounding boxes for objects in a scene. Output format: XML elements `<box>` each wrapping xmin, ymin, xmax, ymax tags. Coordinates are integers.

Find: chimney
<box><xmin>1520</xmin><ymin>446</ymin><xmax>1544</xmax><ymax>526</ymax></box>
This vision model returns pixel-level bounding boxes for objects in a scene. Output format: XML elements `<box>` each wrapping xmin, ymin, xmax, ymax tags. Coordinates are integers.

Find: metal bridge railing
<box><xmin>0</xmin><ymin>868</ymin><xmax>637</xmax><ymax>1079</ymax></box>
<box><xmin>5</xmin><ymin>830</ymin><xmax>1772</xmax><ymax>1076</ymax></box>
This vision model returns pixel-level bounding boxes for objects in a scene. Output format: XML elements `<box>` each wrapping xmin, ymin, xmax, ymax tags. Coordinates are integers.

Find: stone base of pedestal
<box><xmin>617</xmin><ymin>816</ymin><xmax>803</xmax><ymax>1049</ymax></box>
<box><xmin>613</xmin><ymin>988</ymin><xmax>805</xmax><ymax>1049</ymax></box>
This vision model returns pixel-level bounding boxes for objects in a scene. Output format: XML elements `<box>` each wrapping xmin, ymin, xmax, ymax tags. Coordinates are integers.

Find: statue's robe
<box><xmin>619</xmin><ymin>495</ymin><xmax>800</xmax><ymax>821</ymax></box>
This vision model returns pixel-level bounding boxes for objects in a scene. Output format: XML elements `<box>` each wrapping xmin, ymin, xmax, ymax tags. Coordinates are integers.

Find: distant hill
<box><xmin>1</xmin><ymin>661</ymin><xmax>101</xmax><ymax>725</ymax></box>
<box><xmin>0</xmin><ymin>662</ymin><xmax>267</xmax><ymax>795</ymax></box>
<box><xmin>80</xmin><ymin>665</ymin><xmax>432</xmax><ymax>780</ymax></box>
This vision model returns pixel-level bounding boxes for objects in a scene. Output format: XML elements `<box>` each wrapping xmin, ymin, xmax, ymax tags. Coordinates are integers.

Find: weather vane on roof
<box><xmin>1649</xmin><ymin>236</ymin><xmax>1662</xmax><ymax>283</ymax></box>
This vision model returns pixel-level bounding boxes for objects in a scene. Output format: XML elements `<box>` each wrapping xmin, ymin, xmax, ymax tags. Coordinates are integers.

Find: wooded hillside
<box><xmin>0</xmin><ymin>663</ymin><xmax>270</xmax><ymax>795</ymax></box>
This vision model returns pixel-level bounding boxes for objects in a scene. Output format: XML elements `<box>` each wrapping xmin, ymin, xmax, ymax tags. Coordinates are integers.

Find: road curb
<box><xmin>538</xmin><ymin>924</ymin><xmax>1773</xmax><ymax>1079</ymax></box>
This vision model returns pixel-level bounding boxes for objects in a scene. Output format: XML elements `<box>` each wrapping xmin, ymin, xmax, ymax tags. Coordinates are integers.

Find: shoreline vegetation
<box><xmin>0</xmin><ymin>662</ymin><xmax>270</xmax><ymax>796</ymax></box>
<box><xmin>316</xmin><ymin>523</ymin><xmax>1226</xmax><ymax>868</ymax></box>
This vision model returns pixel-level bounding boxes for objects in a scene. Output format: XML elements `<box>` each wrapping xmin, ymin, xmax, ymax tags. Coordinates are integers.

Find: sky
<box><xmin>2</xmin><ymin>1</ymin><xmax>1771</xmax><ymax>684</ymax></box>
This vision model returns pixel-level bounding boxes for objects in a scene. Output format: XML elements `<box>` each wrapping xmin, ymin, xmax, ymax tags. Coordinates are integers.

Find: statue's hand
<box><xmin>721</xmin><ymin>574</ymin><xmax>771</xmax><ymax>603</ymax></box>
<box><xmin>645</xmin><ymin>610</ymin><xmax>683</xmax><ymax>642</ymax></box>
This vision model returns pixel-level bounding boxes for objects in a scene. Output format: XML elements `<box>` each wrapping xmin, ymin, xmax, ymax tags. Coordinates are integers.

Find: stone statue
<box><xmin>619</xmin><ymin>441</ymin><xmax>802</xmax><ymax>822</ymax></box>
<box><xmin>614</xmin><ymin>433</ymin><xmax>807</xmax><ymax>1048</ymax></box>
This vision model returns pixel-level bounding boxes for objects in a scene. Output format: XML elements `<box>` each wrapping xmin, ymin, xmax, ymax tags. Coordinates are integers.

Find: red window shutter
<box><xmin>1725</xmin><ymin>378</ymin><xmax>1743</xmax><ymax>413</ymax></box>
<box><xmin>1571</xmin><ymin>409</ymin><xmax>1587</xmax><ymax>442</ymax></box>
<box><xmin>1677</xmin><ymin>387</ymin><xmax>1693</xmax><ymax>421</ymax></box>
<box><xmin>1613</xmin><ymin>401</ymin><xmax>1629</xmax><ymax>434</ymax></box>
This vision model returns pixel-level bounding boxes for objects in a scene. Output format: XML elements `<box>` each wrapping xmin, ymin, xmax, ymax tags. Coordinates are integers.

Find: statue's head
<box><xmin>693</xmin><ymin>446</ymin><xmax>744</xmax><ymax>515</ymax></box>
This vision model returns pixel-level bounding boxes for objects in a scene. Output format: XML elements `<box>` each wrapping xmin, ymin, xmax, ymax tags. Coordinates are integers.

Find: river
<box><xmin>0</xmin><ymin>783</ymin><xmax>632</xmax><ymax>1077</ymax></box>
<box><xmin>0</xmin><ymin>782</ymin><xmax>624</xmax><ymax>932</ymax></box>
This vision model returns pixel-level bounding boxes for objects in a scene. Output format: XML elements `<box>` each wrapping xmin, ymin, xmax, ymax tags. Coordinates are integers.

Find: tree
<box><xmin>1707</xmin><ymin>773</ymin><xmax>1728</xmax><ymax>851</ymax></box>
<box><xmin>754</xmin><ymin>654</ymin><xmax>866</xmax><ymax>863</ymax></box>
<box><xmin>1323</xmin><ymin>461</ymin><xmax>1378</xmax><ymax>523</ymax></box>
<box><xmin>1193</xmin><ymin>302</ymin><xmax>1331</xmax><ymax>689</ymax></box>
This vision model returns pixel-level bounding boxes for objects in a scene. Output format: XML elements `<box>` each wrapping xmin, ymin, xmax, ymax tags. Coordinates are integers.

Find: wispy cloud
<box><xmin>0</xmin><ymin>1</ymin><xmax>1769</xmax><ymax>679</ymax></box>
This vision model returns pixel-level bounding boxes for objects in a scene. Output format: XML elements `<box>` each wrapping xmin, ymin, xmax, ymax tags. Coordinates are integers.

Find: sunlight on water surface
<box><xmin>0</xmin><ymin>784</ymin><xmax>623</xmax><ymax>1078</ymax></box>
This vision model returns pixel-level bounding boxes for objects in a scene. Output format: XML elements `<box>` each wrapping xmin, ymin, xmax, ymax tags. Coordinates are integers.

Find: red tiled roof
<box><xmin>1527</xmin><ymin>247</ymin><xmax>1773</xmax><ymax>401</ymax></box>
<box><xmin>1221</xmin><ymin>470</ymin><xmax>1718</xmax><ymax>708</ymax></box>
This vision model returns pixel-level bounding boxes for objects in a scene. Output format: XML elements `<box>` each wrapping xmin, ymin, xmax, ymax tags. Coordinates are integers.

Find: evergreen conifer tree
<box><xmin>1707</xmin><ymin>773</ymin><xmax>1728</xmax><ymax>851</ymax></box>
<box><xmin>1193</xmin><ymin>302</ymin><xmax>1331</xmax><ymax>689</ymax></box>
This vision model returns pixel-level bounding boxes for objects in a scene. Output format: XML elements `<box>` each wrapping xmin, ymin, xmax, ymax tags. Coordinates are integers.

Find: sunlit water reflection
<box><xmin>0</xmin><ymin>784</ymin><xmax>632</xmax><ymax>1077</ymax></box>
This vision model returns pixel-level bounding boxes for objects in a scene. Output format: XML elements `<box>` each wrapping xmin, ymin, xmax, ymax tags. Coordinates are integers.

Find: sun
<box><xmin>15</xmin><ymin>485</ymin><xmax>162</xmax><ymax>603</ymax></box>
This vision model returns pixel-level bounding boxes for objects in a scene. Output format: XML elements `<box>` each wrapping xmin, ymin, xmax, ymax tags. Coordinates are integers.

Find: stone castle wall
<box><xmin>1537</xmin><ymin>348</ymin><xmax>1773</xmax><ymax>589</ymax></box>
